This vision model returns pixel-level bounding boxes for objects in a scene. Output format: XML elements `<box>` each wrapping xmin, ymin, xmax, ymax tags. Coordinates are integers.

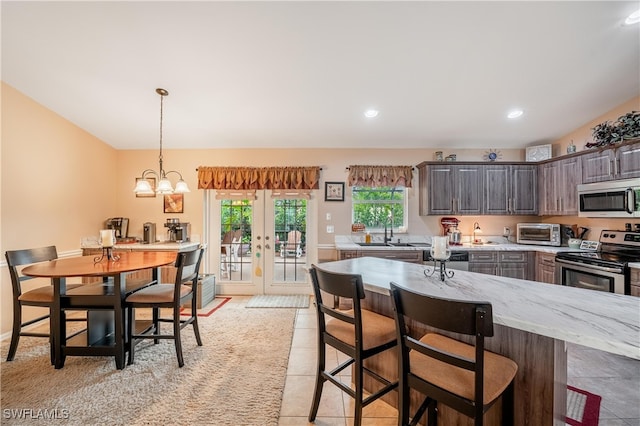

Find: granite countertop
<box><xmin>319</xmin><ymin>257</ymin><xmax>640</xmax><ymax>359</ymax></box>
<box><xmin>82</xmin><ymin>241</ymin><xmax>201</xmax><ymax>252</ymax></box>
<box><xmin>335</xmin><ymin>235</ymin><xmax>573</xmax><ymax>254</ymax></box>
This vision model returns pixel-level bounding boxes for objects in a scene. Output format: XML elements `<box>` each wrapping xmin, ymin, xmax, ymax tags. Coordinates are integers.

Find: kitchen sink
<box><xmin>387</xmin><ymin>243</ymin><xmax>413</xmax><ymax>247</ymax></box>
<box><xmin>356</xmin><ymin>242</ymin><xmax>391</xmax><ymax>247</ymax></box>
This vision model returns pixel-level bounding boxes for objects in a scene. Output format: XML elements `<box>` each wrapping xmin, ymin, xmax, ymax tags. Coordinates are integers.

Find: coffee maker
<box><xmin>440</xmin><ymin>217</ymin><xmax>462</xmax><ymax>245</ymax></box>
<box><xmin>143</xmin><ymin>222</ymin><xmax>156</xmax><ymax>244</ymax></box>
<box><xmin>164</xmin><ymin>219</ymin><xmax>191</xmax><ymax>242</ymax></box>
<box><xmin>105</xmin><ymin>217</ymin><xmax>129</xmax><ymax>240</ymax></box>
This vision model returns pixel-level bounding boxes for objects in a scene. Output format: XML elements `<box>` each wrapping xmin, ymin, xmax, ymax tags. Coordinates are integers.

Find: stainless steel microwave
<box><xmin>578</xmin><ymin>178</ymin><xmax>640</xmax><ymax>218</ymax></box>
<box><xmin>516</xmin><ymin>223</ymin><xmax>561</xmax><ymax>246</ymax></box>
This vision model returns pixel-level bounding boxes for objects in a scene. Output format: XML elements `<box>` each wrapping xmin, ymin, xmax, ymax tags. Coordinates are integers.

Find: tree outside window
<box><xmin>352</xmin><ymin>186</ymin><xmax>407</xmax><ymax>232</ymax></box>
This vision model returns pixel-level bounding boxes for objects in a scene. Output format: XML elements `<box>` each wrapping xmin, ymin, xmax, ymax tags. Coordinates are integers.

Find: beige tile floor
<box><xmin>279</xmin><ymin>300</ymin><xmax>640</xmax><ymax>426</ymax></box>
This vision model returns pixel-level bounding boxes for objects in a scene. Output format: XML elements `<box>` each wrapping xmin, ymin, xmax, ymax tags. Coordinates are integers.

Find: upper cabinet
<box><xmin>419</xmin><ymin>164</ymin><xmax>483</xmax><ymax>215</ymax></box>
<box><xmin>582</xmin><ymin>142</ymin><xmax>640</xmax><ymax>183</ymax></box>
<box><xmin>484</xmin><ymin>164</ymin><xmax>538</xmax><ymax>215</ymax></box>
<box><xmin>538</xmin><ymin>156</ymin><xmax>582</xmax><ymax>216</ymax></box>
<box><xmin>418</xmin><ymin>163</ymin><xmax>535</xmax><ymax>216</ymax></box>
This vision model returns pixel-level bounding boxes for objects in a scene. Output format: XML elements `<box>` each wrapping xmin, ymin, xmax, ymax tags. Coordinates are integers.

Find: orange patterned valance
<box><xmin>347</xmin><ymin>165</ymin><xmax>413</xmax><ymax>188</ymax></box>
<box><xmin>197</xmin><ymin>166</ymin><xmax>321</xmax><ymax>190</ymax></box>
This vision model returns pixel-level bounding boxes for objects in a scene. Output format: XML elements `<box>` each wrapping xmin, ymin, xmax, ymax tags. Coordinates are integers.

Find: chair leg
<box><xmin>354</xmin><ymin>356</ymin><xmax>364</xmax><ymax>426</ymax></box>
<box><xmin>501</xmin><ymin>381</ymin><xmax>515</xmax><ymax>426</ymax></box>
<box><xmin>174</xmin><ymin>307</ymin><xmax>184</xmax><ymax>368</ymax></box>
<box><xmin>152</xmin><ymin>307</ymin><xmax>160</xmax><ymax>344</ymax></box>
<box><xmin>7</xmin><ymin>304</ymin><xmax>22</xmax><ymax>362</ymax></box>
<box><xmin>308</xmin><ymin>341</ymin><xmax>326</xmax><ymax>422</ymax></box>
<box><xmin>192</xmin><ymin>298</ymin><xmax>203</xmax><ymax>346</ymax></box>
<box><xmin>398</xmin><ymin>381</ymin><xmax>410</xmax><ymax>426</ymax></box>
<box><xmin>128</xmin><ymin>307</ymin><xmax>135</xmax><ymax>365</ymax></box>
<box><xmin>48</xmin><ymin>311</ymin><xmax>56</xmax><ymax>365</ymax></box>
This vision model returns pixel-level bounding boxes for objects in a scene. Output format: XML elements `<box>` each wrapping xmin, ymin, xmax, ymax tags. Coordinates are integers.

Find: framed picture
<box><xmin>325</xmin><ymin>182</ymin><xmax>345</xmax><ymax>202</ymax></box>
<box><xmin>163</xmin><ymin>194</ymin><xmax>184</xmax><ymax>213</ymax></box>
<box><xmin>135</xmin><ymin>177</ymin><xmax>156</xmax><ymax>198</ymax></box>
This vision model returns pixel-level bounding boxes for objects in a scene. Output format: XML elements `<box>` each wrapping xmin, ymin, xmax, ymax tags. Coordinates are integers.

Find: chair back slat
<box><xmin>390</xmin><ymin>282</ymin><xmax>493</xmax><ymax>337</ymax></box>
<box><xmin>5</xmin><ymin>246</ymin><xmax>58</xmax><ymax>296</ymax></box>
<box><xmin>311</xmin><ymin>265</ymin><xmax>365</xmax><ymax>300</ymax></box>
<box><xmin>173</xmin><ymin>248</ymin><xmax>205</xmax><ymax>302</ymax></box>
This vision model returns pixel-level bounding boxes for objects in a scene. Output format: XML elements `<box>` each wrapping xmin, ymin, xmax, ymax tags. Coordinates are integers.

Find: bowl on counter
<box><xmin>568</xmin><ymin>238</ymin><xmax>582</xmax><ymax>249</ymax></box>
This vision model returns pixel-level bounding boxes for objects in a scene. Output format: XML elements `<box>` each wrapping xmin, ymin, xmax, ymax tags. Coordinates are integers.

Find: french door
<box><xmin>204</xmin><ymin>190</ymin><xmax>315</xmax><ymax>295</ymax></box>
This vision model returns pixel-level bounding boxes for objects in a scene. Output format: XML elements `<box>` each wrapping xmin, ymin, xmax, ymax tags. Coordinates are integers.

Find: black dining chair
<box><xmin>389</xmin><ymin>282</ymin><xmax>518</xmax><ymax>426</ymax></box>
<box><xmin>5</xmin><ymin>246</ymin><xmax>86</xmax><ymax>363</ymax></box>
<box><xmin>125</xmin><ymin>248</ymin><xmax>204</xmax><ymax>367</ymax></box>
<box><xmin>308</xmin><ymin>264</ymin><xmax>398</xmax><ymax>426</ymax></box>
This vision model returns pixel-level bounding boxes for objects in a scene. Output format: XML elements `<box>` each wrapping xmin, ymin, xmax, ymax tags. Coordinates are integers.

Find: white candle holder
<box><xmin>424</xmin><ymin>259</ymin><xmax>455</xmax><ymax>281</ymax></box>
<box><xmin>425</xmin><ymin>236</ymin><xmax>454</xmax><ymax>281</ymax></box>
<box><xmin>95</xmin><ymin>229</ymin><xmax>120</xmax><ymax>263</ymax></box>
<box><xmin>93</xmin><ymin>246</ymin><xmax>120</xmax><ymax>263</ymax></box>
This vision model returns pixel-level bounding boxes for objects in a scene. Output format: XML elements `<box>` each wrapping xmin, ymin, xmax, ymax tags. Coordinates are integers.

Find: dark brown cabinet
<box><xmin>338</xmin><ymin>249</ymin><xmax>422</xmax><ymax>264</ymax></box>
<box><xmin>581</xmin><ymin>142</ymin><xmax>640</xmax><ymax>183</ymax></box>
<box><xmin>483</xmin><ymin>165</ymin><xmax>538</xmax><ymax>215</ymax></box>
<box><xmin>536</xmin><ymin>252</ymin><xmax>557</xmax><ymax>284</ymax></box>
<box><xmin>630</xmin><ymin>268</ymin><xmax>640</xmax><ymax>297</ymax></box>
<box><xmin>469</xmin><ymin>250</ymin><xmax>533</xmax><ymax>280</ymax></box>
<box><xmin>538</xmin><ymin>157</ymin><xmax>582</xmax><ymax>215</ymax></box>
<box><xmin>419</xmin><ymin>164</ymin><xmax>483</xmax><ymax>215</ymax></box>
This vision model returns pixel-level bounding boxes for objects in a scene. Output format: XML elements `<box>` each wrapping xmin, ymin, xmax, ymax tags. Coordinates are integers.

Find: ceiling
<box><xmin>2</xmin><ymin>1</ymin><xmax>639</xmax><ymax>150</ymax></box>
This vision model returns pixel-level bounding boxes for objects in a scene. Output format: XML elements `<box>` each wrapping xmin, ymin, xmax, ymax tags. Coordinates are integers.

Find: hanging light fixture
<box><xmin>133</xmin><ymin>88</ymin><xmax>190</xmax><ymax>195</ymax></box>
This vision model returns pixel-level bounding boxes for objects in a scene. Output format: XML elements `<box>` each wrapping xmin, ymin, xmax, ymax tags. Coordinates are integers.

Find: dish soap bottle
<box><xmin>365</xmin><ymin>232</ymin><xmax>372</xmax><ymax>244</ymax></box>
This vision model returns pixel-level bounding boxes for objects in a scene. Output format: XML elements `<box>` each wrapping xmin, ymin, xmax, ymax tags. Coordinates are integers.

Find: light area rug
<box><xmin>0</xmin><ymin>302</ymin><xmax>296</xmax><ymax>425</ymax></box>
<box><xmin>246</xmin><ymin>294</ymin><xmax>309</xmax><ymax>308</ymax></box>
<box><xmin>566</xmin><ymin>385</ymin><xmax>602</xmax><ymax>426</ymax></box>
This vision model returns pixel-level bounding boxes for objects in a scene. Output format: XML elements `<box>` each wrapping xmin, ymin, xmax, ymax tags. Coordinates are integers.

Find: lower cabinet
<box><xmin>338</xmin><ymin>250</ymin><xmax>422</xmax><ymax>264</ymax></box>
<box><xmin>469</xmin><ymin>251</ymin><xmax>533</xmax><ymax>281</ymax></box>
<box><xmin>536</xmin><ymin>252</ymin><xmax>557</xmax><ymax>284</ymax></box>
<box><xmin>631</xmin><ymin>268</ymin><xmax>640</xmax><ymax>297</ymax></box>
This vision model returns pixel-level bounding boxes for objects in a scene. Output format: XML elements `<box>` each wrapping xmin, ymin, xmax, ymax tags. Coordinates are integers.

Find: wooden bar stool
<box><xmin>308</xmin><ymin>264</ymin><xmax>398</xmax><ymax>426</ymax></box>
<box><xmin>390</xmin><ymin>282</ymin><xmax>518</xmax><ymax>426</ymax></box>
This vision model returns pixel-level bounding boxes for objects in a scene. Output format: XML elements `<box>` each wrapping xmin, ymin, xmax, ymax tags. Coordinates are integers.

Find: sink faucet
<box><xmin>383</xmin><ymin>211</ymin><xmax>394</xmax><ymax>243</ymax></box>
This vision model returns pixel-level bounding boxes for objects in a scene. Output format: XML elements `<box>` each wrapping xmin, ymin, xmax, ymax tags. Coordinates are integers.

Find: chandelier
<box><xmin>133</xmin><ymin>88</ymin><xmax>190</xmax><ymax>195</ymax></box>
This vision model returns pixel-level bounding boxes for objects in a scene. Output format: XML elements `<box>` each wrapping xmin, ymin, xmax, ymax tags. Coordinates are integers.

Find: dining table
<box><xmin>22</xmin><ymin>251</ymin><xmax>177</xmax><ymax>369</ymax></box>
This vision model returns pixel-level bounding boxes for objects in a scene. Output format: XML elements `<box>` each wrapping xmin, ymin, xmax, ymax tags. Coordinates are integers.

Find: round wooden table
<box><xmin>23</xmin><ymin>251</ymin><xmax>177</xmax><ymax>369</ymax></box>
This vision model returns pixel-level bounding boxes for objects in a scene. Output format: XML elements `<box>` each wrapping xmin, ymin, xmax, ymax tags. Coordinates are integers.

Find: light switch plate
<box><xmin>326</xmin><ymin>225</ymin><xmax>334</xmax><ymax>233</ymax></box>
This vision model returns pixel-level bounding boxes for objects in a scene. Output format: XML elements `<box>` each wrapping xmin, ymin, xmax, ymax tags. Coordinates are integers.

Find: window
<box><xmin>352</xmin><ymin>186</ymin><xmax>407</xmax><ymax>232</ymax></box>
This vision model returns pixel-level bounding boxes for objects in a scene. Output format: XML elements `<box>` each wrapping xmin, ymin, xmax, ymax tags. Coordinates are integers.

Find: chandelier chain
<box><xmin>158</xmin><ymin>89</ymin><xmax>165</xmax><ymax>176</ymax></box>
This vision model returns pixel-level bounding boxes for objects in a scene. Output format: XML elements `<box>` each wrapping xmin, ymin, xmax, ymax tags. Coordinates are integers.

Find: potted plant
<box><xmin>588</xmin><ymin>111</ymin><xmax>640</xmax><ymax>148</ymax></box>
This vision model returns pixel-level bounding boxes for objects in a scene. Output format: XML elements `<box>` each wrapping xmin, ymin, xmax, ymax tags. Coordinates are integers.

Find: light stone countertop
<box><xmin>335</xmin><ymin>235</ymin><xmax>574</xmax><ymax>253</ymax></box>
<box><xmin>82</xmin><ymin>241</ymin><xmax>201</xmax><ymax>252</ymax></box>
<box><xmin>318</xmin><ymin>257</ymin><xmax>640</xmax><ymax>360</ymax></box>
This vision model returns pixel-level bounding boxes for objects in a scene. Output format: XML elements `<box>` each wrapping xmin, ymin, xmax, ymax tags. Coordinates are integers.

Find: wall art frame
<box><xmin>163</xmin><ymin>194</ymin><xmax>184</xmax><ymax>213</ymax></box>
<box><xmin>325</xmin><ymin>182</ymin><xmax>345</xmax><ymax>202</ymax></box>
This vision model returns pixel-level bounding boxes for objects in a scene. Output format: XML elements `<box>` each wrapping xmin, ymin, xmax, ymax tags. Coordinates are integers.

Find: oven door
<box><xmin>555</xmin><ymin>258</ymin><xmax>626</xmax><ymax>294</ymax></box>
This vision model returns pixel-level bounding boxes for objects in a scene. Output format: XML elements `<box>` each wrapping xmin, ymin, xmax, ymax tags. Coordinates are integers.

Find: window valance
<box><xmin>197</xmin><ymin>166</ymin><xmax>321</xmax><ymax>190</ymax></box>
<box><xmin>347</xmin><ymin>165</ymin><xmax>413</xmax><ymax>188</ymax></box>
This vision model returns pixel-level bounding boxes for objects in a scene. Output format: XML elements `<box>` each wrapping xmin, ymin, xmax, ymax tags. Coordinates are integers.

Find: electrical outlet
<box><xmin>326</xmin><ymin>225</ymin><xmax>334</xmax><ymax>233</ymax></box>
<box><xmin>503</xmin><ymin>227</ymin><xmax>510</xmax><ymax>237</ymax></box>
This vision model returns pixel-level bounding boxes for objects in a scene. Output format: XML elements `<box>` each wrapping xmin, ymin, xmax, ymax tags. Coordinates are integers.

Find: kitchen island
<box><xmin>319</xmin><ymin>257</ymin><xmax>640</xmax><ymax>425</ymax></box>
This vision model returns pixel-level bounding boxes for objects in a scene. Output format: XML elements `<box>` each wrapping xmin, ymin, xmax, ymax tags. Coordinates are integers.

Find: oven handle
<box><xmin>556</xmin><ymin>258</ymin><xmax>624</xmax><ymax>274</ymax></box>
<box><xmin>626</xmin><ymin>187</ymin><xmax>635</xmax><ymax>214</ymax></box>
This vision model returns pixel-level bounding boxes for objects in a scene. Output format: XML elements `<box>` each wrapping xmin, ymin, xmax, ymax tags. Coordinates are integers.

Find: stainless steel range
<box><xmin>555</xmin><ymin>230</ymin><xmax>640</xmax><ymax>295</ymax></box>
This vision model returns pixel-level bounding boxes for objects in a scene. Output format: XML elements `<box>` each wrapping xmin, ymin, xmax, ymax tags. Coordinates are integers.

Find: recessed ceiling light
<box><xmin>364</xmin><ymin>109</ymin><xmax>379</xmax><ymax>118</ymax></box>
<box><xmin>625</xmin><ymin>9</ymin><xmax>640</xmax><ymax>25</ymax></box>
<box><xmin>507</xmin><ymin>109</ymin><xmax>524</xmax><ymax>119</ymax></box>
